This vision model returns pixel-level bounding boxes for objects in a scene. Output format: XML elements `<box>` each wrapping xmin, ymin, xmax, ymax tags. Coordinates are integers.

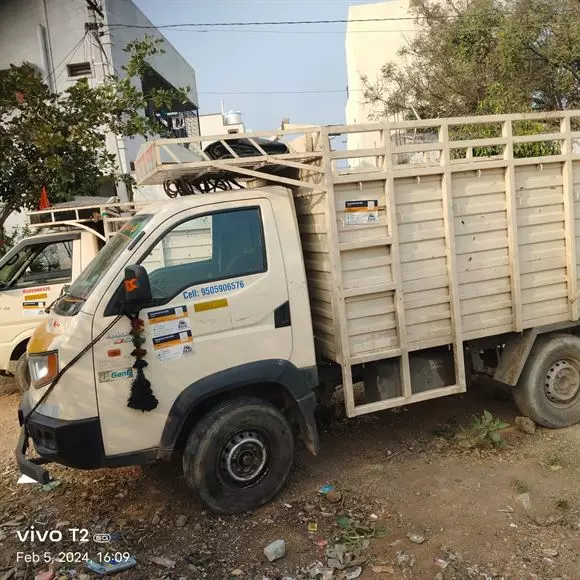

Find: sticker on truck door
<box><xmin>147</xmin><ymin>306</ymin><xmax>191</xmax><ymax>338</ymax></box>
<box><xmin>22</xmin><ymin>300</ymin><xmax>47</xmax><ymax>316</ymax></box>
<box><xmin>345</xmin><ymin>200</ymin><xmax>379</xmax><ymax>225</ymax></box>
<box><xmin>152</xmin><ymin>330</ymin><xmax>194</xmax><ymax>363</ymax></box>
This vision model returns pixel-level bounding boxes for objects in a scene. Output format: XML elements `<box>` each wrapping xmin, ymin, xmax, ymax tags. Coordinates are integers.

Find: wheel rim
<box><xmin>544</xmin><ymin>358</ymin><xmax>580</xmax><ymax>407</ymax></box>
<box><xmin>219</xmin><ymin>430</ymin><xmax>269</xmax><ymax>486</ymax></box>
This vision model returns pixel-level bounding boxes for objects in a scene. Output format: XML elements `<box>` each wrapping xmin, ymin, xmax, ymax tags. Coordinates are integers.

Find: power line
<box><xmin>103</xmin><ymin>17</ymin><xmax>437</xmax><ymax>29</ymax></box>
<box><xmin>43</xmin><ymin>32</ymin><xmax>88</xmax><ymax>86</ymax></box>
<box><xmin>198</xmin><ymin>89</ymin><xmax>357</xmax><ymax>95</ymax></box>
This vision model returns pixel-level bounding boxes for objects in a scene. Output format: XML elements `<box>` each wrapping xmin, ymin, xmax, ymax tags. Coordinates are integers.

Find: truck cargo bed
<box><xmin>135</xmin><ymin>111</ymin><xmax>580</xmax><ymax>417</ymax></box>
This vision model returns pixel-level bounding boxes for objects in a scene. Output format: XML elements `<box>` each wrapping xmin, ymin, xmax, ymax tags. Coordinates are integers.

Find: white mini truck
<box><xmin>17</xmin><ymin>113</ymin><xmax>580</xmax><ymax>513</ymax></box>
<box><xmin>0</xmin><ymin>201</ymin><xmax>141</xmax><ymax>391</ymax></box>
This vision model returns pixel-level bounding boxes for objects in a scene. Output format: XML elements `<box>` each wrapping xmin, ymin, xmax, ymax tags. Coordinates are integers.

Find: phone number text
<box><xmin>183</xmin><ymin>279</ymin><xmax>245</xmax><ymax>300</ymax></box>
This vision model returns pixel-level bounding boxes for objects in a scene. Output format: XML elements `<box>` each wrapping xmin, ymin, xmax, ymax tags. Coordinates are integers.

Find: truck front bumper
<box><xmin>16</xmin><ymin>395</ymin><xmax>107</xmax><ymax>484</ymax></box>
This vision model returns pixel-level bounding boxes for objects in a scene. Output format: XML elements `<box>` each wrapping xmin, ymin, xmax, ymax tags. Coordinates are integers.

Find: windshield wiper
<box><xmin>44</xmin><ymin>286</ymin><xmax>84</xmax><ymax>314</ymax></box>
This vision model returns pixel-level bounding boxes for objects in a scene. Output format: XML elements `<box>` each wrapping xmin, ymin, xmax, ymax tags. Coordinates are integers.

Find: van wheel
<box><xmin>14</xmin><ymin>353</ymin><xmax>29</xmax><ymax>393</ymax></box>
<box><xmin>182</xmin><ymin>397</ymin><xmax>294</xmax><ymax>514</ymax></box>
<box><xmin>514</xmin><ymin>334</ymin><xmax>580</xmax><ymax>428</ymax></box>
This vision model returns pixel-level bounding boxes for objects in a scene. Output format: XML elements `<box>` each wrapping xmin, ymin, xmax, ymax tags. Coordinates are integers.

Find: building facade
<box><xmin>0</xmin><ymin>0</ymin><xmax>200</xmax><ymax>212</ymax></box>
<box><xmin>345</xmin><ymin>0</ymin><xmax>420</xmax><ymax>161</ymax></box>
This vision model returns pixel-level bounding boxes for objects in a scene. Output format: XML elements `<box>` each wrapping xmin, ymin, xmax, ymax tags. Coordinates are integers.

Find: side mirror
<box><xmin>123</xmin><ymin>265</ymin><xmax>152</xmax><ymax>310</ymax></box>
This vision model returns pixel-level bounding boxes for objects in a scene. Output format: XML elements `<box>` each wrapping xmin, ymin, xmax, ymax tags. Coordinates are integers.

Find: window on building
<box><xmin>228</xmin><ymin>128</ymin><xmax>239</xmax><ymax>134</ymax></box>
<box><xmin>141</xmin><ymin>208</ymin><xmax>266</xmax><ymax>301</ymax></box>
<box><xmin>67</xmin><ymin>62</ymin><xmax>92</xmax><ymax>78</ymax></box>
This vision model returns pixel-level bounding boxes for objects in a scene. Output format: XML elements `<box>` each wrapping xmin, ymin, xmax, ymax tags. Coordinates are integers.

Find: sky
<box><xmin>133</xmin><ymin>0</ymin><xmax>385</xmax><ymax>131</ymax></box>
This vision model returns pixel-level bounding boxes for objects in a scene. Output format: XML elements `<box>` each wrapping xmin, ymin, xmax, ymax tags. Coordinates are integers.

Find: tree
<box><xmin>361</xmin><ymin>0</ymin><xmax>580</xmax><ymax>120</ymax></box>
<box><xmin>0</xmin><ymin>36</ymin><xmax>190</xmax><ymax>239</ymax></box>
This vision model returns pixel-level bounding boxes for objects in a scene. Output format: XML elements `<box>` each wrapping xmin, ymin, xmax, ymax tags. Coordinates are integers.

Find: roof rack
<box><xmin>134</xmin><ymin>127</ymin><xmax>326</xmax><ymax>197</ymax></box>
<box><xmin>27</xmin><ymin>199</ymin><xmax>148</xmax><ymax>241</ymax></box>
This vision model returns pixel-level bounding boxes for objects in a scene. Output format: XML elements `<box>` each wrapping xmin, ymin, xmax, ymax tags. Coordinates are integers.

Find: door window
<box><xmin>0</xmin><ymin>240</ymin><xmax>73</xmax><ymax>289</ymax></box>
<box><xmin>141</xmin><ymin>207</ymin><xmax>266</xmax><ymax>301</ymax></box>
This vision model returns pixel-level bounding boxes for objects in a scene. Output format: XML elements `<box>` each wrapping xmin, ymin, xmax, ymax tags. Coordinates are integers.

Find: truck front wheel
<box><xmin>514</xmin><ymin>334</ymin><xmax>580</xmax><ymax>428</ymax></box>
<box><xmin>182</xmin><ymin>397</ymin><xmax>294</xmax><ymax>514</ymax></box>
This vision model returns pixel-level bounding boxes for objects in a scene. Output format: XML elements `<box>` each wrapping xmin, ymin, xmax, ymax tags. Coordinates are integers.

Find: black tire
<box><xmin>14</xmin><ymin>353</ymin><xmax>29</xmax><ymax>394</ymax></box>
<box><xmin>514</xmin><ymin>333</ymin><xmax>580</xmax><ymax>428</ymax></box>
<box><xmin>182</xmin><ymin>397</ymin><xmax>294</xmax><ymax>514</ymax></box>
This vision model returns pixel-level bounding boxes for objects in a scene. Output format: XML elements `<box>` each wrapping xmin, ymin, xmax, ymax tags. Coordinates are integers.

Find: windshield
<box><xmin>65</xmin><ymin>214</ymin><xmax>152</xmax><ymax>301</ymax></box>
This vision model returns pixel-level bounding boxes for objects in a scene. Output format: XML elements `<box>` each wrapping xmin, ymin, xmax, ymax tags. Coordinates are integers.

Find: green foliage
<box><xmin>0</xmin><ymin>224</ymin><xmax>31</xmax><ymax>258</ymax></box>
<box><xmin>459</xmin><ymin>410</ymin><xmax>509</xmax><ymax>448</ymax></box>
<box><xmin>362</xmin><ymin>0</ymin><xmax>580</xmax><ymax>121</ymax></box>
<box><xmin>0</xmin><ymin>35</ymin><xmax>190</xmax><ymax>236</ymax></box>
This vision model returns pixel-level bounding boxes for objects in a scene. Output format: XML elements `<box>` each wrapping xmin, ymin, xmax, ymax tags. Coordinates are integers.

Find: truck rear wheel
<box><xmin>514</xmin><ymin>334</ymin><xmax>580</xmax><ymax>428</ymax></box>
<box><xmin>182</xmin><ymin>397</ymin><xmax>294</xmax><ymax>514</ymax></box>
<box><xmin>14</xmin><ymin>353</ymin><xmax>29</xmax><ymax>393</ymax></box>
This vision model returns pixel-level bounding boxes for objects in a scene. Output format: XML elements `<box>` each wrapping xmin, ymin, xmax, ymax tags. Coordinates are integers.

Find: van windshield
<box><xmin>65</xmin><ymin>214</ymin><xmax>152</xmax><ymax>302</ymax></box>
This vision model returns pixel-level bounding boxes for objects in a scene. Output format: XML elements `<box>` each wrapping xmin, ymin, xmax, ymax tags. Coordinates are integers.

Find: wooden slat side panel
<box><xmin>515</xmin><ymin>165</ymin><xmax>569</xmax><ymax>327</ymax></box>
<box><xmin>295</xmin><ymin>187</ymin><xmax>338</xmax><ymax>362</ymax></box>
<box><xmin>396</xmin><ymin>178</ymin><xmax>455</xmax><ymax>347</ymax></box>
<box><xmin>345</xmin><ymin>292</ymin><xmax>399</xmax><ymax>354</ymax></box>
<box><xmin>341</xmin><ymin>247</ymin><xmax>393</xmax><ymax>292</ymax></box>
<box><xmin>452</xmin><ymin>169</ymin><xmax>514</xmax><ymax>332</ymax></box>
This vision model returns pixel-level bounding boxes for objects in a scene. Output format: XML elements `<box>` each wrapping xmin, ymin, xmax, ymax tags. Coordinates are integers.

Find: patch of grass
<box><xmin>511</xmin><ymin>479</ymin><xmax>529</xmax><ymax>494</ymax></box>
<box><xmin>458</xmin><ymin>410</ymin><xmax>509</xmax><ymax>448</ymax></box>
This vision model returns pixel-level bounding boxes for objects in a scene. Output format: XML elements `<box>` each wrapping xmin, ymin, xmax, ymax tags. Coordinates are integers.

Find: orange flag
<box><xmin>39</xmin><ymin>186</ymin><xmax>50</xmax><ymax>210</ymax></box>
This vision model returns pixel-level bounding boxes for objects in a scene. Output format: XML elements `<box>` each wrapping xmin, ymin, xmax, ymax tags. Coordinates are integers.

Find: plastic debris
<box><xmin>434</xmin><ymin>558</ymin><xmax>449</xmax><ymax>569</ymax></box>
<box><xmin>515</xmin><ymin>493</ymin><xmax>532</xmax><ymax>511</ymax></box>
<box><xmin>150</xmin><ymin>556</ymin><xmax>176</xmax><ymax>569</ymax></box>
<box><xmin>17</xmin><ymin>474</ymin><xmax>37</xmax><ymax>484</ymax></box>
<box><xmin>345</xmin><ymin>566</ymin><xmax>362</xmax><ymax>579</ymax></box>
<box><xmin>406</xmin><ymin>532</ymin><xmax>425</xmax><ymax>544</ymax></box>
<box><xmin>336</xmin><ymin>516</ymin><xmax>351</xmax><ymax>529</ymax></box>
<box><xmin>315</xmin><ymin>538</ymin><xmax>328</xmax><ymax>548</ymax></box>
<box><xmin>372</xmin><ymin>565</ymin><xmax>395</xmax><ymax>574</ymax></box>
<box><xmin>318</xmin><ymin>485</ymin><xmax>335</xmax><ymax>495</ymax></box>
<box><xmin>86</xmin><ymin>557</ymin><xmax>137</xmax><ymax>575</ymax></box>
<box><xmin>308</xmin><ymin>522</ymin><xmax>318</xmax><ymax>532</ymax></box>
<box><xmin>41</xmin><ymin>480</ymin><xmax>61</xmax><ymax>492</ymax></box>
<box><xmin>396</xmin><ymin>550</ymin><xmax>416</xmax><ymax>567</ymax></box>
<box><xmin>34</xmin><ymin>570</ymin><xmax>55</xmax><ymax>580</ymax></box>
<box><xmin>370</xmin><ymin>513</ymin><xmax>379</xmax><ymax>520</ymax></box>
<box><xmin>326</xmin><ymin>489</ymin><xmax>342</xmax><ymax>503</ymax></box>
<box><xmin>263</xmin><ymin>539</ymin><xmax>286</xmax><ymax>562</ymax></box>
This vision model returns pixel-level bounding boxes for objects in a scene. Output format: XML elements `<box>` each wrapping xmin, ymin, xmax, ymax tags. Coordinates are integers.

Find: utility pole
<box><xmin>85</xmin><ymin>0</ymin><xmax>130</xmax><ymax>202</ymax></box>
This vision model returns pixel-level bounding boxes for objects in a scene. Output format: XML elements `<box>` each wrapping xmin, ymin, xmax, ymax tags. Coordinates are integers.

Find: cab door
<box><xmin>94</xmin><ymin>199</ymin><xmax>292</xmax><ymax>457</ymax></box>
<box><xmin>0</xmin><ymin>235</ymin><xmax>77</xmax><ymax>370</ymax></box>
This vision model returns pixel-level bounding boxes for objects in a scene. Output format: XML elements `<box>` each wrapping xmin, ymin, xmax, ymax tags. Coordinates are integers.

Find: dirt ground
<box><xmin>1</xmin><ymin>379</ymin><xmax>579</xmax><ymax>580</ymax></box>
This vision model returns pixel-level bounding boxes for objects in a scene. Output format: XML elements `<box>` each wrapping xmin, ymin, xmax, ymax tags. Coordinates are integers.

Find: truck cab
<box><xmin>0</xmin><ymin>230</ymin><xmax>98</xmax><ymax>388</ymax></box>
<box><xmin>0</xmin><ymin>201</ymin><xmax>141</xmax><ymax>390</ymax></box>
<box><xmin>18</xmin><ymin>188</ymin><xmax>318</xmax><ymax>514</ymax></box>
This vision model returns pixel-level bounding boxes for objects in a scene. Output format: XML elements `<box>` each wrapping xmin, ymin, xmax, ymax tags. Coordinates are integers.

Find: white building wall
<box><xmin>0</xmin><ymin>0</ymin><xmax>199</xmax><ymax>215</ymax></box>
<box><xmin>199</xmin><ymin>113</ymin><xmax>245</xmax><ymax>148</ymax></box>
<box><xmin>345</xmin><ymin>0</ymin><xmax>420</xmax><ymax>160</ymax></box>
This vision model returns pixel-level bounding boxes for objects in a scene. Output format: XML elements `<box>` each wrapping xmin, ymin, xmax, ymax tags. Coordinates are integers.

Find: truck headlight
<box><xmin>28</xmin><ymin>352</ymin><xmax>59</xmax><ymax>389</ymax></box>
